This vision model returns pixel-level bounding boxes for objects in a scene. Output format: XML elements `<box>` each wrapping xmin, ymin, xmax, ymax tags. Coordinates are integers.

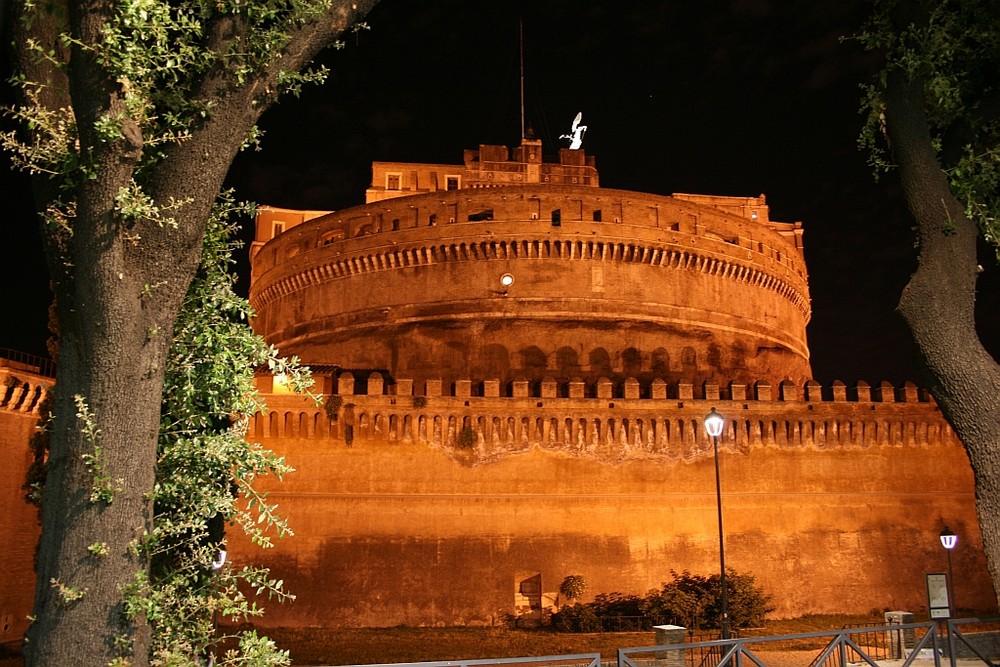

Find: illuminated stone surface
<box><xmin>231</xmin><ymin>140</ymin><xmax>993</xmax><ymax>627</ymax></box>
<box><xmin>250</xmin><ymin>140</ymin><xmax>810</xmax><ymax>390</ymax></box>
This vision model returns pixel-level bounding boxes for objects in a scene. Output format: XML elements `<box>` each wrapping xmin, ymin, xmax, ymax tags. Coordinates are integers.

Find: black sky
<box><xmin>2</xmin><ymin>0</ymin><xmax>998</xmax><ymax>386</ymax></box>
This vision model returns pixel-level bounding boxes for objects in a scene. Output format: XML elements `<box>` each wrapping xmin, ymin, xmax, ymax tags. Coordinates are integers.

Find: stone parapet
<box><xmin>0</xmin><ymin>361</ymin><xmax>49</xmax><ymax>644</ymax></box>
<box><xmin>0</xmin><ymin>368</ymin><xmax>51</xmax><ymax>415</ymax></box>
<box><xmin>251</xmin><ymin>374</ymin><xmax>951</xmax><ymax>461</ymax></box>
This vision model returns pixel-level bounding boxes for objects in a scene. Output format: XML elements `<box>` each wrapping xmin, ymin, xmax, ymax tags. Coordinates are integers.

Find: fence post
<box><xmin>885</xmin><ymin>611</ymin><xmax>915</xmax><ymax>659</ymax></box>
<box><xmin>654</xmin><ymin>625</ymin><xmax>687</xmax><ymax>667</ymax></box>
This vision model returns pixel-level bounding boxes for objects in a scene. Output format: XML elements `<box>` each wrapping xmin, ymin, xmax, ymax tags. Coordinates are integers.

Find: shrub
<box><xmin>324</xmin><ymin>394</ymin><xmax>343</xmax><ymax>421</ymax></box>
<box><xmin>553</xmin><ymin>569</ymin><xmax>772</xmax><ymax>633</ymax></box>
<box><xmin>642</xmin><ymin>571</ymin><xmax>709</xmax><ymax>629</ymax></box>
<box><xmin>457</xmin><ymin>426</ymin><xmax>477</xmax><ymax>449</ymax></box>
<box><xmin>710</xmin><ymin>569</ymin><xmax>774</xmax><ymax>628</ymax></box>
<box><xmin>590</xmin><ymin>592</ymin><xmax>644</xmax><ymax>618</ymax></box>
<box><xmin>643</xmin><ymin>569</ymin><xmax>773</xmax><ymax>631</ymax></box>
<box><xmin>551</xmin><ymin>604</ymin><xmax>602</xmax><ymax>633</ymax></box>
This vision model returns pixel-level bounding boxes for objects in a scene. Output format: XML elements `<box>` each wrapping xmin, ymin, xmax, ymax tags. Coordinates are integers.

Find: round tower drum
<box><xmin>249</xmin><ymin>185</ymin><xmax>811</xmax><ymax>390</ymax></box>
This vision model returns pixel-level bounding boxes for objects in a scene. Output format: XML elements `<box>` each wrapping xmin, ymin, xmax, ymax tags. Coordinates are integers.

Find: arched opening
<box><xmin>556</xmin><ymin>346</ymin><xmax>580</xmax><ymax>377</ymax></box>
<box><xmin>588</xmin><ymin>347</ymin><xmax>612</xmax><ymax>378</ymax></box>
<box><xmin>651</xmin><ymin>348</ymin><xmax>670</xmax><ymax>376</ymax></box>
<box><xmin>518</xmin><ymin>345</ymin><xmax>547</xmax><ymax>381</ymax></box>
<box><xmin>622</xmin><ymin>347</ymin><xmax>642</xmax><ymax>376</ymax></box>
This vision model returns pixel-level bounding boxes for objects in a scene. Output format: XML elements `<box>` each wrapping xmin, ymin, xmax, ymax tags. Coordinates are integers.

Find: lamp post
<box><xmin>940</xmin><ymin>527</ymin><xmax>958</xmax><ymax>617</ymax></box>
<box><xmin>704</xmin><ymin>407</ymin><xmax>730</xmax><ymax>640</ymax></box>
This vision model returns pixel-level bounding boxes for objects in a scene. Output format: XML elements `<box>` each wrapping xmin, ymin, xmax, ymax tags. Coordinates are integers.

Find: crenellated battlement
<box><xmin>252</xmin><ymin>373</ymin><xmax>954</xmax><ymax>463</ymax></box>
<box><xmin>331</xmin><ymin>372</ymin><xmax>934</xmax><ymax>403</ymax></box>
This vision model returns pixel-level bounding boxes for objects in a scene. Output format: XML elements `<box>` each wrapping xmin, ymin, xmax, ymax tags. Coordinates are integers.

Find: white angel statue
<box><xmin>560</xmin><ymin>112</ymin><xmax>588</xmax><ymax>149</ymax></box>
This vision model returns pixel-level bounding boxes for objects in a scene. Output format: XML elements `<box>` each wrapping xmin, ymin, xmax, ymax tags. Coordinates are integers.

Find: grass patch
<box><xmin>739</xmin><ymin>613</ymin><xmax>888</xmax><ymax>650</ymax></box>
<box><xmin>260</xmin><ymin>626</ymin><xmax>651</xmax><ymax>664</ymax></box>
<box><xmin>254</xmin><ymin>614</ymin><xmax>880</xmax><ymax>665</ymax></box>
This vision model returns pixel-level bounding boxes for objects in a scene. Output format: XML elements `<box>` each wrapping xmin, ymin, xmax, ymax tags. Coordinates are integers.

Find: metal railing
<box><xmin>599</xmin><ymin>616</ymin><xmax>655</xmax><ymax>633</ymax></box>
<box><xmin>806</xmin><ymin>622</ymin><xmax>896</xmax><ymax>667</ymax></box>
<box><xmin>945</xmin><ymin>618</ymin><xmax>1000</xmax><ymax>667</ymax></box>
<box><xmin>0</xmin><ymin>347</ymin><xmax>55</xmax><ymax>378</ymax></box>
<box><xmin>687</xmin><ymin>631</ymin><xmax>739</xmax><ymax>667</ymax></box>
<box><xmin>335</xmin><ymin>655</ymin><xmax>601</xmax><ymax>667</ymax></box>
<box><xmin>619</xmin><ymin>621</ymin><xmax>953</xmax><ymax>667</ymax></box>
<box><xmin>326</xmin><ymin>618</ymin><xmax>1000</xmax><ymax>667</ymax></box>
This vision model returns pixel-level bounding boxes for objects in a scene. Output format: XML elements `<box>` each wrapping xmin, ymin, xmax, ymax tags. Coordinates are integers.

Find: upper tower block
<box><xmin>365</xmin><ymin>137</ymin><xmax>599</xmax><ymax>203</ymax></box>
<box><xmin>250</xmin><ymin>206</ymin><xmax>333</xmax><ymax>265</ymax></box>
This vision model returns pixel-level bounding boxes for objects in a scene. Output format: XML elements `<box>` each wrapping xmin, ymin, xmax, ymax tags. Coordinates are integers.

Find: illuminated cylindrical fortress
<box><xmin>223</xmin><ymin>139</ymin><xmax>996</xmax><ymax>629</ymax></box>
<box><xmin>0</xmin><ymin>143</ymin><xmax>992</xmax><ymax>641</ymax></box>
<box><xmin>249</xmin><ymin>139</ymin><xmax>811</xmax><ymax>390</ymax></box>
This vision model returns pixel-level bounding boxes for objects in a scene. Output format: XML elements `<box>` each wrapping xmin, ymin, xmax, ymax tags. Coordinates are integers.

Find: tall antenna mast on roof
<box><xmin>519</xmin><ymin>16</ymin><xmax>525</xmax><ymax>139</ymax></box>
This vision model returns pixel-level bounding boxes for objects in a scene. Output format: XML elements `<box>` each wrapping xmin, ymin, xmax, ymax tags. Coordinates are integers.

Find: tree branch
<box><xmin>884</xmin><ymin>42</ymin><xmax>1000</xmax><ymax>440</ymax></box>
<box><xmin>136</xmin><ymin>0</ymin><xmax>380</xmax><ymax>259</ymax></box>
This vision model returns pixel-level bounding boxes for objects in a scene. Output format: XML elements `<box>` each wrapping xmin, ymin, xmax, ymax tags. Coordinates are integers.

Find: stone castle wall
<box><xmin>227</xmin><ymin>373</ymin><xmax>994</xmax><ymax>628</ymax></box>
<box><xmin>0</xmin><ymin>364</ymin><xmax>48</xmax><ymax>644</ymax></box>
<box><xmin>248</xmin><ymin>185</ymin><xmax>812</xmax><ymax>388</ymax></box>
<box><xmin>1</xmin><ymin>363</ymin><xmax>991</xmax><ymax>632</ymax></box>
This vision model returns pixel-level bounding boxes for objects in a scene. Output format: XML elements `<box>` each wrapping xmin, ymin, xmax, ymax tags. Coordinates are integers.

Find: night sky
<box><xmin>2</xmin><ymin>0</ymin><xmax>998</xmax><ymax>386</ymax></box>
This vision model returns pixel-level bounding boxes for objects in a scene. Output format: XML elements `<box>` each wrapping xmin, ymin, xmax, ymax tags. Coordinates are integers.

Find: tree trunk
<box><xmin>10</xmin><ymin>0</ymin><xmax>379</xmax><ymax>662</ymax></box>
<box><xmin>21</xmin><ymin>118</ymin><xmax>233</xmax><ymax>664</ymax></box>
<box><xmin>23</xmin><ymin>165</ymin><xmax>233</xmax><ymax>666</ymax></box>
<box><xmin>26</xmin><ymin>269</ymin><xmax>183</xmax><ymax>665</ymax></box>
<box><xmin>885</xmin><ymin>63</ymin><xmax>1000</xmax><ymax>608</ymax></box>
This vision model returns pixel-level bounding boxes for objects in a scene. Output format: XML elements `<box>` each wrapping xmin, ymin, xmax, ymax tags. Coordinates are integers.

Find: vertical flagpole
<box><xmin>519</xmin><ymin>17</ymin><xmax>525</xmax><ymax>139</ymax></box>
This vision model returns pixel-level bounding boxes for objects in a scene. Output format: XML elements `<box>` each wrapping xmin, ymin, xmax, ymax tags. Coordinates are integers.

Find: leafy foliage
<box><xmin>854</xmin><ymin>0</ymin><xmax>1000</xmax><ymax>251</ymax></box>
<box><xmin>127</xmin><ymin>194</ymin><xmax>312</xmax><ymax>665</ymax></box>
<box><xmin>1</xmin><ymin>0</ymin><xmax>360</xmax><ymax>185</ymax></box>
<box><xmin>74</xmin><ymin>394</ymin><xmax>117</xmax><ymax>504</ymax></box>
<box><xmin>457</xmin><ymin>426</ymin><xmax>477</xmax><ymax>449</ymax></box>
<box><xmin>590</xmin><ymin>592</ymin><xmax>644</xmax><ymax>619</ymax></box>
<box><xmin>550</xmin><ymin>604</ymin><xmax>602</xmax><ymax>633</ymax></box>
<box><xmin>324</xmin><ymin>394</ymin><xmax>343</xmax><ymax>422</ymax></box>
<box><xmin>705</xmin><ymin>569</ymin><xmax>774</xmax><ymax>630</ymax></box>
<box><xmin>641</xmin><ymin>570</ymin><xmax>710</xmax><ymax>630</ymax></box>
<box><xmin>558</xmin><ymin>574</ymin><xmax>587</xmax><ymax>603</ymax></box>
<box><xmin>22</xmin><ymin>390</ymin><xmax>52</xmax><ymax>509</ymax></box>
<box><xmin>553</xmin><ymin>569</ymin><xmax>773</xmax><ymax>633</ymax></box>
<box><xmin>642</xmin><ymin>569</ymin><xmax>773</xmax><ymax>630</ymax></box>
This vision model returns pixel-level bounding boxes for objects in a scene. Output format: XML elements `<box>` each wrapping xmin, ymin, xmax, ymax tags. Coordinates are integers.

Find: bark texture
<box><xmin>13</xmin><ymin>1</ymin><xmax>379</xmax><ymax>665</ymax></box>
<box><xmin>884</xmin><ymin>28</ymin><xmax>1000</xmax><ymax>610</ymax></box>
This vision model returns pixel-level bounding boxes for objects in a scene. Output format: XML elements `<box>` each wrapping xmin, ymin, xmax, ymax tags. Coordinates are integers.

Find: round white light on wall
<box><xmin>500</xmin><ymin>273</ymin><xmax>515</xmax><ymax>288</ymax></box>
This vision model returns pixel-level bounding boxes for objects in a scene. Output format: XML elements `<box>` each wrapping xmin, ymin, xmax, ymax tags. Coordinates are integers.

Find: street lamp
<box><xmin>704</xmin><ymin>407</ymin><xmax>730</xmax><ymax>639</ymax></box>
<box><xmin>940</xmin><ymin>527</ymin><xmax>958</xmax><ymax>617</ymax></box>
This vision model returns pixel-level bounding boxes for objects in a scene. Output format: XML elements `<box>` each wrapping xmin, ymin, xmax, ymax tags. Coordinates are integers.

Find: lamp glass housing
<box><xmin>704</xmin><ymin>408</ymin><xmax>724</xmax><ymax>438</ymax></box>
<box><xmin>940</xmin><ymin>528</ymin><xmax>958</xmax><ymax>550</ymax></box>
